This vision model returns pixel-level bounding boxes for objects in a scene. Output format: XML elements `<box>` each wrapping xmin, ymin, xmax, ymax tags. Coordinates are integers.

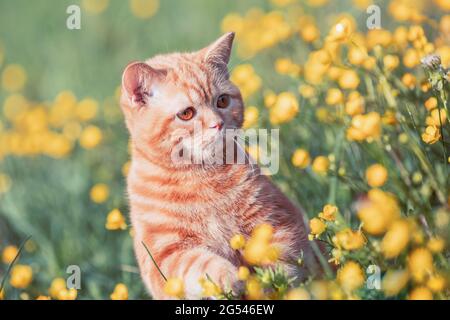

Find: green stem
<box><xmin>142</xmin><ymin>241</ymin><xmax>167</xmax><ymax>282</ymax></box>
<box><xmin>0</xmin><ymin>235</ymin><xmax>32</xmax><ymax>295</ymax></box>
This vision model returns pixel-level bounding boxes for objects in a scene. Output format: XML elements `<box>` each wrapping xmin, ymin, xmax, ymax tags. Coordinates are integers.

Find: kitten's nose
<box><xmin>210</xmin><ymin>121</ymin><xmax>224</xmax><ymax>130</ymax></box>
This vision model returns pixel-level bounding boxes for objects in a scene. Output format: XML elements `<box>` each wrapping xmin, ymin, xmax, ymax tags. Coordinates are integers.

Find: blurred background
<box><xmin>0</xmin><ymin>0</ymin><xmax>448</xmax><ymax>300</ymax></box>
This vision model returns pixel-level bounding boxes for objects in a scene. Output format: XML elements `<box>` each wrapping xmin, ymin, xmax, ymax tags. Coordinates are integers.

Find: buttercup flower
<box><xmin>90</xmin><ymin>183</ymin><xmax>110</xmax><ymax>204</ymax></box>
<box><xmin>164</xmin><ymin>278</ymin><xmax>184</xmax><ymax>299</ymax></box>
<box><xmin>106</xmin><ymin>209</ymin><xmax>127</xmax><ymax>230</ymax></box>
<box><xmin>421</xmin><ymin>125</ymin><xmax>441</xmax><ymax>144</ymax></box>
<box><xmin>10</xmin><ymin>264</ymin><xmax>33</xmax><ymax>289</ymax></box>
<box><xmin>408</xmin><ymin>248</ymin><xmax>434</xmax><ymax>282</ymax></box>
<box><xmin>309</xmin><ymin>218</ymin><xmax>326</xmax><ymax>237</ymax></box>
<box><xmin>337</xmin><ymin>261</ymin><xmax>365</xmax><ymax>292</ymax></box>
<box><xmin>130</xmin><ymin>0</ymin><xmax>159</xmax><ymax>19</ymax></box>
<box><xmin>292</xmin><ymin>149</ymin><xmax>311</xmax><ymax>169</ymax></box>
<box><xmin>230</xmin><ymin>234</ymin><xmax>246</xmax><ymax>250</ymax></box>
<box><xmin>365</xmin><ymin>164</ymin><xmax>388</xmax><ymax>187</ymax></box>
<box><xmin>1</xmin><ymin>64</ymin><xmax>27</xmax><ymax>92</ymax></box>
<box><xmin>110</xmin><ymin>283</ymin><xmax>129</xmax><ymax>300</ymax></box>
<box><xmin>427</xmin><ymin>237</ymin><xmax>445</xmax><ymax>253</ymax></box>
<box><xmin>237</xmin><ymin>266</ymin><xmax>250</xmax><ymax>281</ymax></box>
<box><xmin>408</xmin><ymin>286</ymin><xmax>433</xmax><ymax>300</ymax></box>
<box><xmin>319</xmin><ymin>204</ymin><xmax>338</xmax><ymax>221</ymax></box>
<box><xmin>2</xmin><ymin>245</ymin><xmax>18</xmax><ymax>264</ymax></box>
<box><xmin>381</xmin><ymin>219</ymin><xmax>410</xmax><ymax>258</ymax></box>
<box><xmin>382</xmin><ymin>269</ymin><xmax>409</xmax><ymax>296</ymax></box>
<box><xmin>285</xmin><ymin>288</ymin><xmax>311</xmax><ymax>300</ymax></box>
<box><xmin>80</xmin><ymin>125</ymin><xmax>103</xmax><ymax>149</ymax></box>
<box><xmin>242</xmin><ymin>106</ymin><xmax>259</xmax><ymax>128</ymax></box>
<box><xmin>334</xmin><ymin>228</ymin><xmax>366</xmax><ymax>250</ymax></box>
<box><xmin>312</xmin><ymin>156</ymin><xmax>329</xmax><ymax>174</ymax></box>
<box><xmin>199</xmin><ymin>277</ymin><xmax>222</xmax><ymax>297</ymax></box>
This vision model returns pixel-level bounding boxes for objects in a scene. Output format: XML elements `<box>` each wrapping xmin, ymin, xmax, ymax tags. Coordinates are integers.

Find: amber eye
<box><xmin>177</xmin><ymin>107</ymin><xmax>196</xmax><ymax>121</ymax></box>
<box><xmin>217</xmin><ymin>94</ymin><xmax>231</xmax><ymax>109</ymax></box>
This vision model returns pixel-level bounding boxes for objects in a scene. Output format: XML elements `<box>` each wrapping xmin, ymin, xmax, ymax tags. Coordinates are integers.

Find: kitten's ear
<box><xmin>121</xmin><ymin>61</ymin><xmax>165</xmax><ymax>107</ymax></box>
<box><xmin>201</xmin><ymin>32</ymin><xmax>235</xmax><ymax>67</ymax></box>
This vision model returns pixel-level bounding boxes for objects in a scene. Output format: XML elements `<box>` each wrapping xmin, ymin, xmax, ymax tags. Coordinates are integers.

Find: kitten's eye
<box><xmin>217</xmin><ymin>94</ymin><xmax>231</xmax><ymax>109</ymax></box>
<box><xmin>177</xmin><ymin>107</ymin><xmax>196</xmax><ymax>121</ymax></box>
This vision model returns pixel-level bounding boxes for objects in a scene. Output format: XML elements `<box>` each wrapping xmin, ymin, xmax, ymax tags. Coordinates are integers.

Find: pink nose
<box><xmin>210</xmin><ymin>121</ymin><xmax>224</xmax><ymax>130</ymax></box>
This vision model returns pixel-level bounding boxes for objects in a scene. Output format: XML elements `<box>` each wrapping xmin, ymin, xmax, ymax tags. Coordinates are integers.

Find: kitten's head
<box><xmin>120</xmin><ymin>32</ymin><xmax>243</xmax><ymax>167</ymax></box>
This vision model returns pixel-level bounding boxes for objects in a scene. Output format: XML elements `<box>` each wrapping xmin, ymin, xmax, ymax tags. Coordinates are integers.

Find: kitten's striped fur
<box><xmin>121</xmin><ymin>33</ymin><xmax>321</xmax><ymax>299</ymax></box>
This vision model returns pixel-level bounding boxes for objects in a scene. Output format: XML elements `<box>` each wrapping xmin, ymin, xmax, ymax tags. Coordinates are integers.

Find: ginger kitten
<box><xmin>120</xmin><ymin>33</ymin><xmax>321</xmax><ymax>299</ymax></box>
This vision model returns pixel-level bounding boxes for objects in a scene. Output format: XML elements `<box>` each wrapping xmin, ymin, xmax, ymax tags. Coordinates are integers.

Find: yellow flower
<box><xmin>426</xmin><ymin>109</ymin><xmax>447</xmax><ymax>127</ymax></box>
<box><xmin>75</xmin><ymin>98</ymin><xmax>98</xmax><ymax>121</ymax></box>
<box><xmin>57</xmin><ymin>288</ymin><xmax>77</xmax><ymax>300</ymax></box>
<box><xmin>49</xmin><ymin>278</ymin><xmax>66</xmax><ymax>298</ymax></box>
<box><xmin>298</xmin><ymin>85</ymin><xmax>316</xmax><ymax>98</ymax></box>
<box><xmin>36</xmin><ymin>295</ymin><xmax>51</xmax><ymax>300</ymax></box>
<box><xmin>345</xmin><ymin>91</ymin><xmax>365</xmax><ymax>116</ymax></box>
<box><xmin>82</xmin><ymin>0</ymin><xmax>109</xmax><ymax>14</ymax></box>
<box><xmin>237</xmin><ymin>266</ymin><xmax>250</xmax><ymax>281</ymax></box>
<box><xmin>274</xmin><ymin>58</ymin><xmax>301</xmax><ymax>76</ymax></box>
<box><xmin>383</xmin><ymin>55</ymin><xmax>399</xmax><ymax>71</ymax></box>
<box><xmin>291</xmin><ymin>149</ymin><xmax>310</xmax><ymax>169</ymax></box>
<box><xmin>402</xmin><ymin>73</ymin><xmax>416</xmax><ymax>89</ymax></box>
<box><xmin>2</xmin><ymin>245</ymin><xmax>18</xmax><ymax>264</ymax></box>
<box><xmin>328</xmin><ymin>18</ymin><xmax>353</xmax><ymax>42</ymax></box>
<box><xmin>408</xmin><ymin>286</ymin><xmax>433</xmax><ymax>300</ymax></box>
<box><xmin>357</xmin><ymin>189</ymin><xmax>400</xmax><ymax>235</ymax></box>
<box><xmin>90</xmin><ymin>183</ymin><xmax>109</xmax><ymax>203</ymax></box>
<box><xmin>427</xmin><ymin>237</ymin><xmax>445</xmax><ymax>253</ymax></box>
<box><xmin>230</xmin><ymin>234</ymin><xmax>246</xmax><ymax>250</ymax></box>
<box><xmin>285</xmin><ymin>288</ymin><xmax>311</xmax><ymax>300</ymax></box>
<box><xmin>0</xmin><ymin>289</ymin><xmax>4</xmax><ymax>300</ymax></box>
<box><xmin>110</xmin><ymin>283</ymin><xmax>129</xmax><ymax>300</ymax></box>
<box><xmin>264</xmin><ymin>91</ymin><xmax>277</xmax><ymax>108</ymax></box>
<box><xmin>424</xmin><ymin>97</ymin><xmax>438</xmax><ymax>111</ymax></box>
<box><xmin>309</xmin><ymin>218</ymin><xmax>326</xmax><ymax>237</ymax></box>
<box><xmin>337</xmin><ymin>261</ymin><xmax>365</xmax><ymax>292</ymax></box>
<box><xmin>334</xmin><ymin>229</ymin><xmax>366</xmax><ymax>251</ymax></box>
<box><xmin>421</xmin><ymin>125</ymin><xmax>441</xmax><ymax>144</ymax></box>
<box><xmin>269</xmin><ymin>92</ymin><xmax>299</xmax><ymax>124</ymax></box>
<box><xmin>300</xmin><ymin>23</ymin><xmax>320</xmax><ymax>43</ymax></box>
<box><xmin>242</xmin><ymin>106</ymin><xmax>259</xmax><ymax>128</ymax></box>
<box><xmin>164</xmin><ymin>277</ymin><xmax>184</xmax><ymax>299</ymax></box>
<box><xmin>346</xmin><ymin>112</ymin><xmax>382</xmax><ymax>142</ymax></box>
<box><xmin>403</xmin><ymin>48</ymin><xmax>420</xmax><ymax>68</ymax></box>
<box><xmin>365</xmin><ymin>164</ymin><xmax>388</xmax><ymax>187</ymax></box>
<box><xmin>338</xmin><ymin>70</ymin><xmax>360</xmax><ymax>89</ymax></box>
<box><xmin>408</xmin><ymin>248</ymin><xmax>434</xmax><ymax>283</ymax></box>
<box><xmin>366</xmin><ymin>29</ymin><xmax>392</xmax><ymax>49</ymax></box>
<box><xmin>231</xmin><ymin>64</ymin><xmax>261</xmax><ymax>100</ymax></box>
<box><xmin>325</xmin><ymin>88</ymin><xmax>344</xmax><ymax>105</ymax></box>
<box><xmin>309</xmin><ymin>280</ymin><xmax>329</xmax><ymax>300</ymax></box>
<box><xmin>382</xmin><ymin>269</ymin><xmax>409</xmax><ymax>297</ymax></box>
<box><xmin>253</xmin><ymin>223</ymin><xmax>273</xmax><ymax>241</ymax></box>
<box><xmin>199</xmin><ymin>277</ymin><xmax>222</xmax><ymax>297</ymax></box>
<box><xmin>80</xmin><ymin>125</ymin><xmax>103</xmax><ymax>149</ymax></box>
<box><xmin>312</xmin><ymin>156</ymin><xmax>329</xmax><ymax>175</ymax></box>
<box><xmin>319</xmin><ymin>204</ymin><xmax>338</xmax><ymax>221</ymax></box>
<box><xmin>348</xmin><ymin>46</ymin><xmax>367</xmax><ymax>65</ymax></box>
<box><xmin>130</xmin><ymin>0</ymin><xmax>159</xmax><ymax>19</ymax></box>
<box><xmin>10</xmin><ymin>264</ymin><xmax>33</xmax><ymax>289</ymax></box>
<box><xmin>381</xmin><ymin>219</ymin><xmax>410</xmax><ymax>258</ymax></box>
<box><xmin>243</xmin><ymin>239</ymin><xmax>269</xmax><ymax>265</ymax></box>
<box><xmin>1</xmin><ymin>64</ymin><xmax>27</xmax><ymax>92</ymax></box>
<box><xmin>106</xmin><ymin>209</ymin><xmax>127</xmax><ymax>230</ymax></box>
<box><xmin>427</xmin><ymin>274</ymin><xmax>446</xmax><ymax>292</ymax></box>
<box><xmin>246</xmin><ymin>276</ymin><xmax>264</xmax><ymax>300</ymax></box>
